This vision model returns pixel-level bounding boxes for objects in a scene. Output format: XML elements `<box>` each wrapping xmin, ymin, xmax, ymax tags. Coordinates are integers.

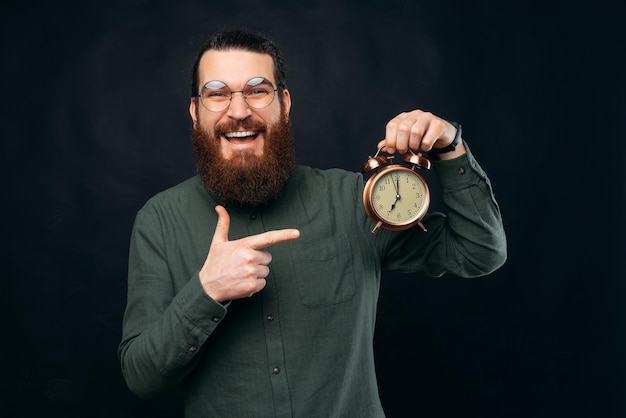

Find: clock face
<box><xmin>367</xmin><ymin>166</ymin><xmax>429</xmax><ymax>228</ymax></box>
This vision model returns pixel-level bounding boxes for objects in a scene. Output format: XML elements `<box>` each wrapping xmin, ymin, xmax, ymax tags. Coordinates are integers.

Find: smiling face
<box><xmin>189</xmin><ymin>49</ymin><xmax>291</xmax><ymax>160</ymax></box>
<box><xmin>188</xmin><ymin>48</ymin><xmax>296</xmax><ymax>207</ymax></box>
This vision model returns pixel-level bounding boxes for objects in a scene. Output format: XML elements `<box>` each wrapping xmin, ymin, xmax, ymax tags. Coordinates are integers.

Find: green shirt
<box><xmin>119</xmin><ymin>145</ymin><xmax>506</xmax><ymax>417</ymax></box>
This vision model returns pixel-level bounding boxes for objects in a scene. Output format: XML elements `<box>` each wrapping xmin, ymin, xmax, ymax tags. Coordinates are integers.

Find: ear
<box><xmin>189</xmin><ymin>97</ymin><xmax>198</xmax><ymax>125</ymax></box>
<box><xmin>282</xmin><ymin>88</ymin><xmax>292</xmax><ymax>116</ymax></box>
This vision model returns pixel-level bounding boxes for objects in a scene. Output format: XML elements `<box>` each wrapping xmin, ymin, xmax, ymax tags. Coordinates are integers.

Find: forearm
<box><xmin>119</xmin><ymin>273</ymin><xmax>226</xmax><ymax>398</ymax></box>
<box><xmin>430</xmin><ymin>142</ymin><xmax>507</xmax><ymax>277</ymax></box>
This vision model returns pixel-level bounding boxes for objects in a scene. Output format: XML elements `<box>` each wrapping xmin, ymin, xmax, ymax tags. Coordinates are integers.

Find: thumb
<box><xmin>211</xmin><ymin>205</ymin><xmax>231</xmax><ymax>245</ymax></box>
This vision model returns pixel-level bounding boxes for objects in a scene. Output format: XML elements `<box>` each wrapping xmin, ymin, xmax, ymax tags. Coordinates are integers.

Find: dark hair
<box><xmin>190</xmin><ymin>29</ymin><xmax>287</xmax><ymax>98</ymax></box>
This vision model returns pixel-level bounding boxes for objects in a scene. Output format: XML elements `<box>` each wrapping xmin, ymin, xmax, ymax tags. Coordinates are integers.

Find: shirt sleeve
<box><xmin>118</xmin><ymin>205</ymin><xmax>227</xmax><ymax>399</ymax></box>
<box><xmin>380</xmin><ymin>141</ymin><xmax>507</xmax><ymax>278</ymax></box>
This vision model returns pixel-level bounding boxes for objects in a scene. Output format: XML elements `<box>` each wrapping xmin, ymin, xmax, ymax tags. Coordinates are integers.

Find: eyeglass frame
<box><xmin>196</xmin><ymin>77</ymin><xmax>283</xmax><ymax>112</ymax></box>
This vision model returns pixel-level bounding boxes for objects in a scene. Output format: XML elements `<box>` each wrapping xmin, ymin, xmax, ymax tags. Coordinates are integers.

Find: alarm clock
<box><xmin>361</xmin><ymin>148</ymin><xmax>431</xmax><ymax>234</ymax></box>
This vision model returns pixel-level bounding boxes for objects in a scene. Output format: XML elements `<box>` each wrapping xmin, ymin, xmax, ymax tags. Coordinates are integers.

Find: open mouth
<box><xmin>224</xmin><ymin>130</ymin><xmax>259</xmax><ymax>144</ymax></box>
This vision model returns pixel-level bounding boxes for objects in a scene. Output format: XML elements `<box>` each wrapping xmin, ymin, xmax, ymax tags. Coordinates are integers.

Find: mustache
<box><xmin>214</xmin><ymin>119</ymin><xmax>267</xmax><ymax>137</ymax></box>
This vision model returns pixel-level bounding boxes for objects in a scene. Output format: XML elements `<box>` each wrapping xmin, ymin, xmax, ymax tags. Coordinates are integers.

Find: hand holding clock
<box><xmin>364</xmin><ymin>109</ymin><xmax>464</xmax><ymax>233</ymax></box>
<box><xmin>377</xmin><ymin>109</ymin><xmax>465</xmax><ymax>159</ymax></box>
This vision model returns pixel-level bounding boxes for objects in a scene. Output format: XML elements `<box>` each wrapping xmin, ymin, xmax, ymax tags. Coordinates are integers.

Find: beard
<box><xmin>191</xmin><ymin>111</ymin><xmax>296</xmax><ymax>207</ymax></box>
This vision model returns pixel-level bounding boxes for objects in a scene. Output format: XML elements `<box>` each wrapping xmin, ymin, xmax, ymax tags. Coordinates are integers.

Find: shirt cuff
<box><xmin>174</xmin><ymin>272</ymin><xmax>228</xmax><ymax>335</ymax></box>
<box><xmin>431</xmin><ymin>141</ymin><xmax>488</xmax><ymax>191</ymax></box>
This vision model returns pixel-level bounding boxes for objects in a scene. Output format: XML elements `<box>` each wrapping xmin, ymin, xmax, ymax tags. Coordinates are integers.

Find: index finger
<box><xmin>242</xmin><ymin>228</ymin><xmax>300</xmax><ymax>250</ymax></box>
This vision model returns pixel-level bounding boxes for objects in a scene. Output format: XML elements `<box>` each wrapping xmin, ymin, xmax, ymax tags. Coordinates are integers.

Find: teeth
<box><xmin>225</xmin><ymin>131</ymin><xmax>256</xmax><ymax>138</ymax></box>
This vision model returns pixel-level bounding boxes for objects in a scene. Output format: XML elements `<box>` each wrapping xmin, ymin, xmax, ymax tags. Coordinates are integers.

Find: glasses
<box><xmin>198</xmin><ymin>77</ymin><xmax>279</xmax><ymax>112</ymax></box>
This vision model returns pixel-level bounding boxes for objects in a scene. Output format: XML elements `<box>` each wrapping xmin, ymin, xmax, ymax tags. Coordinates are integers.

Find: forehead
<box><xmin>198</xmin><ymin>49</ymin><xmax>276</xmax><ymax>87</ymax></box>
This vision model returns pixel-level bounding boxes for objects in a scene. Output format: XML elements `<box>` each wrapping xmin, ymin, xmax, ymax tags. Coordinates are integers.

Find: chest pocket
<box><xmin>290</xmin><ymin>233</ymin><xmax>356</xmax><ymax>307</ymax></box>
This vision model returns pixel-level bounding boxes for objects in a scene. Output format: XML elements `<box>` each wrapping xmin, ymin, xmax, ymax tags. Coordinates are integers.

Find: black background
<box><xmin>2</xmin><ymin>0</ymin><xmax>624</xmax><ymax>417</ymax></box>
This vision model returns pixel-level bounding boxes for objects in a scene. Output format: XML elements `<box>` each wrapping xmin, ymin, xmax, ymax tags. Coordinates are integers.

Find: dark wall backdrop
<box><xmin>2</xmin><ymin>0</ymin><xmax>624</xmax><ymax>417</ymax></box>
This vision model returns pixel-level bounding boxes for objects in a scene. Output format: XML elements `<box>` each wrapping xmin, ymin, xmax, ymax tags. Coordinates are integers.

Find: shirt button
<box><xmin>267</xmin><ymin>314</ymin><xmax>274</xmax><ymax>321</ymax></box>
<box><xmin>212</xmin><ymin>316</ymin><xmax>220</xmax><ymax>322</ymax></box>
<box><xmin>273</xmin><ymin>367</ymin><xmax>280</xmax><ymax>374</ymax></box>
<box><xmin>188</xmin><ymin>345</ymin><xmax>197</xmax><ymax>352</ymax></box>
<box><xmin>251</xmin><ymin>213</ymin><xmax>257</xmax><ymax>220</ymax></box>
<box><xmin>458</xmin><ymin>167</ymin><xmax>466</xmax><ymax>174</ymax></box>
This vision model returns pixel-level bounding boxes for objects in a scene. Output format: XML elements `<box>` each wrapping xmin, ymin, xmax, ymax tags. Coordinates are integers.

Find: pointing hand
<box><xmin>199</xmin><ymin>205</ymin><xmax>300</xmax><ymax>302</ymax></box>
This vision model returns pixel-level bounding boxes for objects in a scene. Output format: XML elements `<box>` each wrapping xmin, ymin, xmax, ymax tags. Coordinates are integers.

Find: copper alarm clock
<box><xmin>361</xmin><ymin>147</ymin><xmax>431</xmax><ymax>234</ymax></box>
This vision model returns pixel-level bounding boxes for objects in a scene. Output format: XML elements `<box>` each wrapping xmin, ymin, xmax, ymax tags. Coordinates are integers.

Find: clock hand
<box><xmin>388</xmin><ymin>190</ymin><xmax>401</xmax><ymax>215</ymax></box>
<box><xmin>395</xmin><ymin>175</ymin><xmax>401</xmax><ymax>200</ymax></box>
<box><xmin>394</xmin><ymin>174</ymin><xmax>401</xmax><ymax>202</ymax></box>
<box><xmin>389</xmin><ymin>175</ymin><xmax>401</xmax><ymax>212</ymax></box>
<box><xmin>396</xmin><ymin>175</ymin><xmax>400</xmax><ymax>194</ymax></box>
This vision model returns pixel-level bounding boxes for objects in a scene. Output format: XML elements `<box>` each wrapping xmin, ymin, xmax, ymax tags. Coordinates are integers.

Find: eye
<box><xmin>246</xmin><ymin>87</ymin><xmax>271</xmax><ymax>96</ymax></box>
<box><xmin>206</xmin><ymin>91</ymin><xmax>229</xmax><ymax>98</ymax></box>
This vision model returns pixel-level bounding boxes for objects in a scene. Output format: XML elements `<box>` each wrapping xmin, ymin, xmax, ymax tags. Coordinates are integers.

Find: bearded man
<box><xmin>190</xmin><ymin>76</ymin><xmax>295</xmax><ymax>207</ymax></box>
<box><xmin>119</xmin><ymin>29</ymin><xmax>506</xmax><ymax>417</ymax></box>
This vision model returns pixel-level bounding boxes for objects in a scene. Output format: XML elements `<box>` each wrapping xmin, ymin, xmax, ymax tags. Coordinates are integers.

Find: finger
<box><xmin>407</xmin><ymin>117</ymin><xmax>429</xmax><ymax>152</ymax></box>
<box><xmin>253</xmin><ymin>278</ymin><xmax>267</xmax><ymax>294</ymax></box>
<box><xmin>414</xmin><ymin>118</ymin><xmax>447</xmax><ymax>151</ymax></box>
<box><xmin>211</xmin><ymin>205</ymin><xmax>231</xmax><ymax>245</ymax></box>
<box><xmin>386</xmin><ymin>111</ymin><xmax>421</xmax><ymax>154</ymax></box>
<box><xmin>384</xmin><ymin>113</ymin><xmax>405</xmax><ymax>154</ymax></box>
<box><xmin>421</xmin><ymin>120</ymin><xmax>443</xmax><ymax>150</ymax></box>
<box><xmin>242</xmin><ymin>228</ymin><xmax>300</xmax><ymax>250</ymax></box>
<box><xmin>248</xmin><ymin>269</ymin><xmax>270</xmax><ymax>297</ymax></box>
<box><xmin>423</xmin><ymin>118</ymin><xmax>452</xmax><ymax>150</ymax></box>
<box><xmin>252</xmin><ymin>250</ymin><xmax>273</xmax><ymax>267</ymax></box>
<box><xmin>395</xmin><ymin>117</ymin><xmax>416</xmax><ymax>154</ymax></box>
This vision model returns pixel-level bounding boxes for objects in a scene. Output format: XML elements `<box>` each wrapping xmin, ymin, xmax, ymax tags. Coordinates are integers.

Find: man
<box><xmin>119</xmin><ymin>29</ymin><xmax>506</xmax><ymax>417</ymax></box>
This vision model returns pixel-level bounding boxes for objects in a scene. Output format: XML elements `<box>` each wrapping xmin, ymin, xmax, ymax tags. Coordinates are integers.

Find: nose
<box><xmin>226</xmin><ymin>91</ymin><xmax>251</xmax><ymax>119</ymax></box>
